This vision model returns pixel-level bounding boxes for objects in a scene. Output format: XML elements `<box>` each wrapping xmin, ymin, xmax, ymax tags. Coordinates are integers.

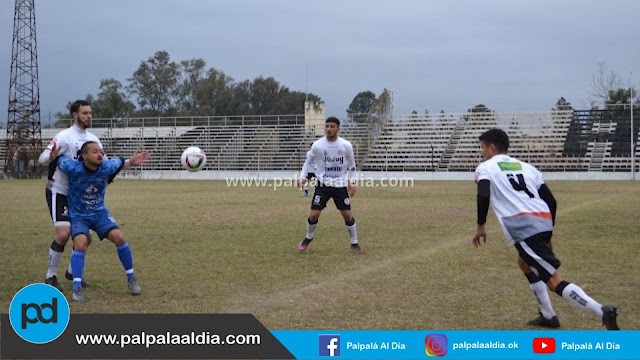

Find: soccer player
<box><xmin>472</xmin><ymin>128</ymin><xmax>619</xmax><ymax>330</ymax></box>
<box><xmin>298</xmin><ymin>117</ymin><xmax>362</xmax><ymax>253</ymax></box>
<box><xmin>53</xmin><ymin>141</ymin><xmax>150</xmax><ymax>302</ymax></box>
<box><xmin>38</xmin><ymin>100</ymin><xmax>106</xmax><ymax>291</ymax></box>
<box><xmin>300</xmin><ymin>145</ymin><xmax>316</xmax><ymax>197</ymax></box>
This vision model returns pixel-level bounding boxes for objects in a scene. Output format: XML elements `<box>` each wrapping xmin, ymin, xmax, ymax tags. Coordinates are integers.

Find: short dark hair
<box><xmin>70</xmin><ymin>100</ymin><xmax>91</xmax><ymax>115</ymax></box>
<box><xmin>80</xmin><ymin>141</ymin><xmax>98</xmax><ymax>155</ymax></box>
<box><xmin>479</xmin><ymin>128</ymin><xmax>509</xmax><ymax>152</ymax></box>
<box><xmin>326</xmin><ymin>116</ymin><xmax>340</xmax><ymax>126</ymax></box>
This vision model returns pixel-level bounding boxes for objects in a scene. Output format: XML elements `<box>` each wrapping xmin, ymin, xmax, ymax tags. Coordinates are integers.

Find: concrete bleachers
<box><xmin>361</xmin><ymin>111</ymin><xmax>595</xmax><ymax>172</ymax></box>
<box><xmin>601</xmin><ymin>138</ymin><xmax>640</xmax><ymax>171</ymax></box>
<box><xmin>447</xmin><ymin>112</ymin><xmax>574</xmax><ymax>171</ymax></box>
<box><xmin>0</xmin><ymin>139</ymin><xmax>5</xmax><ymax>169</ymax></box>
<box><xmin>2</xmin><ymin>110</ymin><xmax>637</xmax><ymax>174</ymax></box>
<box><xmin>66</xmin><ymin>124</ymin><xmax>372</xmax><ymax>172</ymax></box>
<box><xmin>364</xmin><ymin>116</ymin><xmax>458</xmax><ymax>171</ymax></box>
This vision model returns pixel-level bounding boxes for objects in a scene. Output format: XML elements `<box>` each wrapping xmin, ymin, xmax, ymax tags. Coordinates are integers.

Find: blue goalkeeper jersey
<box><xmin>57</xmin><ymin>156</ymin><xmax>125</xmax><ymax>219</ymax></box>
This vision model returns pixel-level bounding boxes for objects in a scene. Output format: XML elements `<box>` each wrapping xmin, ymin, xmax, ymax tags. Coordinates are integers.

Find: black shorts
<box><xmin>46</xmin><ymin>189</ymin><xmax>70</xmax><ymax>226</ymax></box>
<box><xmin>515</xmin><ymin>231</ymin><xmax>561</xmax><ymax>283</ymax></box>
<box><xmin>311</xmin><ymin>184</ymin><xmax>351</xmax><ymax>210</ymax></box>
<box><xmin>306</xmin><ymin>172</ymin><xmax>316</xmax><ymax>181</ymax></box>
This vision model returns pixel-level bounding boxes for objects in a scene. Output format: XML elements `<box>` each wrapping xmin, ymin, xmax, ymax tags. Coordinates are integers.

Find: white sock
<box><xmin>530</xmin><ymin>281</ymin><xmax>556</xmax><ymax>318</ymax></box>
<box><xmin>68</xmin><ymin>262</ymin><xmax>73</xmax><ymax>274</ymax></box>
<box><xmin>561</xmin><ymin>283</ymin><xmax>603</xmax><ymax>317</ymax></box>
<box><xmin>306</xmin><ymin>220</ymin><xmax>317</xmax><ymax>239</ymax></box>
<box><xmin>303</xmin><ymin>183</ymin><xmax>308</xmax><ymax>192</ymax></box>
<box><xmin>346</xmin><ymin>223</ymin><xmax>357</xmax><ymax>244</ymax></box>
<box><xmin>46</xmin><ymin>248</ymin><xmax>63</xmax><ymax>279</ymax></box>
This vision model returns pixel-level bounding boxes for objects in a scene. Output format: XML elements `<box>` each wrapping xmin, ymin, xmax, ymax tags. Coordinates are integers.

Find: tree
<box><xmin>272</xmin><ymin>89</ymin><xmax>320</xmax><ymax>116</ymax></box>
<box><xmin>229</xmin><ymin>80</ymin><xmax>252</xmax><ymax>116</ymax></box>
<box><xmin>223</xmin><ymin>76</ymin><xmax>321</xmax><ymax>117</ymax></box>
<box><xmin>53</xmin><ymin>95</ymin><xmax>94</xmax><ymax>128</ymax></box>
<box><xmin>605</xmin><ymin>88</ymin><xmax>640</xmax><ymax>110</ymax></box>
<box><xmin>92</xmin><ymin>78</ymin><xmax>136</xmax><ymax>119</ymax></box>
<box><xmin>202</xmin><ymin>68</ymin><xmax>237</xmax><ymax>116</ymax></box>
<box><xmin>52</xmin><ymin>50</ymin><xmax>324</xmax><ymax>121</ymax></box>
<box><xmin>249</xmin><ymin>76</ymin><xmax>283</xmax><ymax>115</ymax></box>
<box><xmin>591</xmin><ymin>62</ymin><xmax>623</xmax><ymax>104</ymax></box>
<box><xmin>176</xmin><ymin>58</ymin><xmax>208</xmax><ymax>115</ymax></box>
<box><xmin>590</xmin><ymin>63</ymin><xmax>640</xmax><ymax>109</ymax></box>
<box><xmin>176</xmin><ymin>63</ymin><xmax>237</xmax><ymax>117</ymax></box>
<box><xmin>347</xmin><ymin>91</ymin><xmax>377</xmax><ymax>123</ymax></box>
<box><xmin>468</xmin><ymin>104</ymin><xmax>492</xmax><ymax>113</ymax></box>
<box><xmin>127</xmin><ymin>50</ymin><xmax>180</xmax><ymax>116</ymax></box>
<box><xmin>53</xmin><ymin>106</ymin><xmax>73</xmax><ymax>127</ymax></box>
<box><xmin>553</xmin><ymin>97</ymin><xmax>573</xmax><ymax>111</ymax></box>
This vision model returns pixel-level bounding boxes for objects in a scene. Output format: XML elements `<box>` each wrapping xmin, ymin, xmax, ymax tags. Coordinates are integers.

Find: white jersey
<box><xmin>39</xmin><ymin>125</ymin><xmax>105</xmax><ymax>196</ymax></box>
<box><xmin>300</xmin><ymin>136</ymin><xmax>356</xmax><ymax>188</ymax></box>
<box><xmin>475</xmin><ymin>154</ymin><xmax>553</xmax><ymax>246</ymax></box>
<box><xmin>301</xmin><ymin>150</ymin><xmax>316</xmax><ymax>174</ymax></box>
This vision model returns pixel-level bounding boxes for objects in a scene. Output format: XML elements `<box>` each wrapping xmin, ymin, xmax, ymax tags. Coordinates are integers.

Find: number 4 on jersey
<box><xmin>507</xmin><ymin>173</ymin><xmax>534</xmax><ymax>198</ymax></box>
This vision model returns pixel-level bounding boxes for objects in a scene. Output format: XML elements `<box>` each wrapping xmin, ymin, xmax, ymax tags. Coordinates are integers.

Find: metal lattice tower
<box><xmin>4</xmin><ymin>0</ymin><xmax>43</xmax><ymax>178</ymax></box>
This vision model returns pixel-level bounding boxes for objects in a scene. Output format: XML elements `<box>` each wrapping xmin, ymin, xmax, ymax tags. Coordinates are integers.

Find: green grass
<box><xmin>0</xmin><ymin>180</ymin><xmax>638</xmax><ymax>330</ymax></box>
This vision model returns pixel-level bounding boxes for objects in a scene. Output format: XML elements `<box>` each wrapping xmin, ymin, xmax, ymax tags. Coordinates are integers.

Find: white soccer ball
<box><xmin>181</xmin><ymin>146</ymin><xmax>207</xmax><ymax>172</ymax></box>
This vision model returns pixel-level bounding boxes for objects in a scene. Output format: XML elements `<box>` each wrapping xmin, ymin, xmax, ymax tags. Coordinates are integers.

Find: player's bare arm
<box><xmin>129</xmin><ymin>151</ymin><xmax>151</xmax><ymax>166</ymax></box>
<box><xmin>348</xmin><ymin>169</ymin><xmax>357</xmax><ymax>198</ymax></box>
<box><xmin>472</xmin><ymin>224</ymin><xmax>486</xmax><ymax>248</ymax></box>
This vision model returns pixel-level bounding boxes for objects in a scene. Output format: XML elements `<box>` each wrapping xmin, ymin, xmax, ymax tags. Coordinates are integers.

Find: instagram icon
<box><xmin>425</xmin><ymin>334</ymin><xmax>448</xmax><ymax>357</ymax></box>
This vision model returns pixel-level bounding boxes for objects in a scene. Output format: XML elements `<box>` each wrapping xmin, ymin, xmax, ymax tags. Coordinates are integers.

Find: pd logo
<box><xmin>319</xmin><ymin>334</ymin><xmax>341</xmax><ymax>357</ymax></box>
<box><xmin>425</xmin><ymin>334</ymin><xmax>448</xmax><ymax>357</ymax></box>
<box><xmin>9</xmin><ymin>283</ymin><xmax>70</xmax><ymax>344</ymax></box>
<box><xmin>533</xmin><ymin>338</ymin><xmax>556</xmax><ymax>354</ymax></box>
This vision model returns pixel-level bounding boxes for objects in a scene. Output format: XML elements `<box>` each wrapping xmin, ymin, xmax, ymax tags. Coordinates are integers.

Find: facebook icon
<box><xmin>319</xmin><ymin>334</ymin><xmax>341</xmax><ymax>357</ymax></box>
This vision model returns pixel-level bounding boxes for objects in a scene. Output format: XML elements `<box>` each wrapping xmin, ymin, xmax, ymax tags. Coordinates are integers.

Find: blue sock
<box><xmin>70</xmin><ymin>250</ymin><xmax>85</xmax><ymax>291</ymax></box>
<box><xmin>116</xmin><ymin>241</ymin><xmax>135</xmax><ymax>279</ymax></box>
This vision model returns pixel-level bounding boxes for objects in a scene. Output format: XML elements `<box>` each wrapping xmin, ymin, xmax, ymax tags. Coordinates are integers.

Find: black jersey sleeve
<box><xmin>538</xmin><ymin>183</ymin><xmax>557</xmax><ymax>225</ymax></box>
<box><xmin>477</xmin><ymin>179</ymin><xmax>491</xmax><ymax>225</ymax></box>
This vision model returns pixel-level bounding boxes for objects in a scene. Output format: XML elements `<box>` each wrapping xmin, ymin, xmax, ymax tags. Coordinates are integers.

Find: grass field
<box><xmin>0</xmin><ymin>179</ymin><xmax>638</xmax><ymax>330</ymax></box>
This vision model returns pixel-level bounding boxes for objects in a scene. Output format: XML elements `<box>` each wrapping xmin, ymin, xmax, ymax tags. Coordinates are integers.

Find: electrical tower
<box><xmin>4</xmin><ymin>0</ymin><xmax>43</xmax><ymax>179</ymax></box>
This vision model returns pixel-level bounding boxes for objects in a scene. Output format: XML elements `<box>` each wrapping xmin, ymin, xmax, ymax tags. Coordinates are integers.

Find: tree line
<box><xmin>50</xmin><ymin>57</ymin><xmax>638</xmax><ymax>128</ymax></box>
<box><xmin>53</xmin><ymin>50</ymin><xmax>320</xmax><ymax>127</ymax></box>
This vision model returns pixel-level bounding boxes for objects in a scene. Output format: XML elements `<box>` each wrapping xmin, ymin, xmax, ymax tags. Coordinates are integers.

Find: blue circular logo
<box><xmin>9</xmin><ymin>283</ymin><xmax>70</xmax><ymax>344</ymax></box>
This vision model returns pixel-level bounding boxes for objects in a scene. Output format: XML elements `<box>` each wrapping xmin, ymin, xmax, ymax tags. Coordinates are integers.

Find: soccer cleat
<box><xmin>302</xmin><ymin>191</ymin><xmax>308</xmax><ymax>197</ymax></box>
<box><xmin>351</xmin><ymin>243</ymin><xmax>364</xmax><ymax>254</ymax></box>
<box><xmin>65</xmin><ymin>270</ymin><xmax>90</xmax><ymax>288</ymax></box>
<box><xmin>44</xmin><ymin>276</ymin><xmax>64</xmax><ymax>292</ymax></box>
<box><xmin>527</xmin><ymin>313</ymin><xmax>560</xmax><ymax>329</ymax></box>
<box><xmin>298</xmin><ymin>238</ymin><xmax>313</xmax><ymax>251</ymax></box>
<box><xmin>601</xmin><ymin>306</ymin><xmax>620</xmax><ymax>330</ymax></box>
<box><xmin>128</xmin><ymin>277</ymin><xmax>142</xmax><ymax>295</ymax></box>
<box><xmin>72</xmin><ymin>287</ymin><xmax>85</xmax><ymax>303</ymax></box>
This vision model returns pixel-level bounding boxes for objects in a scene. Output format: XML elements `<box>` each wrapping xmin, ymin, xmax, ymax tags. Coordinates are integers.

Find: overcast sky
<box><xmin>1</xmin><ymin>0</ymin><xmax>639</xmax><ymax>124</ymax></box>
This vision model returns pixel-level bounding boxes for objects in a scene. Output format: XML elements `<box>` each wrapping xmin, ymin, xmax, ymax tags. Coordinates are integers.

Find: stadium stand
<box><xmin>0</xmin><ymin>133</ymin><xmax>5</xmax><ymax>171</ymax></box>
<box><xmin>2</xmin><ymin>110</ymin><xmax>638</xmax><ymax>173</ymax></box>
<box><xmin>363</xmin><ymin>111</ymin><xmax>584</xmax><ymax>172</ymax></box>
<box><xmin>362</xmin><ymin>115</ymin><xmax>459</xmax><ymax>171</ymax></box>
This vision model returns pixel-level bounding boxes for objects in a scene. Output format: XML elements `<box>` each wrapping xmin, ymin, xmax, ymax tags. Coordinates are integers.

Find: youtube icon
<box><xmin>533</xmin><ymin>338</ymin><xmax>556</xmax><ymax>354</ymax></box>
